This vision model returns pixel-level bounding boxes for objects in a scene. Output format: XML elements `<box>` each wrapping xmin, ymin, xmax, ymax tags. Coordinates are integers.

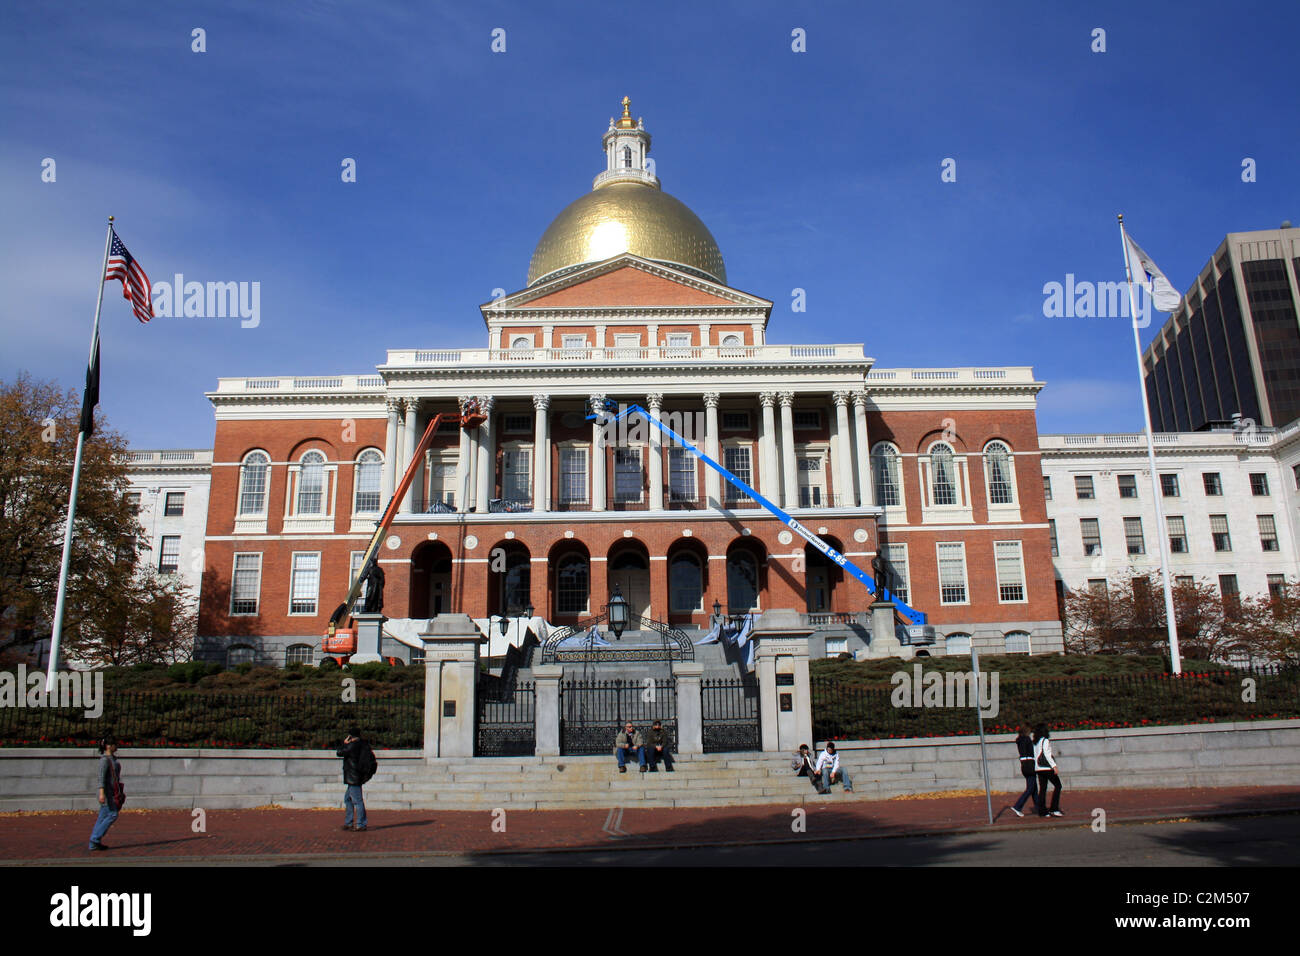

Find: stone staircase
<box><xmin>288</xmin><ymin>752</ymin><xmax>944</xmax><ymax>811</ymax></box>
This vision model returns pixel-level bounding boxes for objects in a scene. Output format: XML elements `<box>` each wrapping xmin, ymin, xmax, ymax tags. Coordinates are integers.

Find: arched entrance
<box><xmin>548</xmin><ymin>541</ymin><xmax>591</xmax><ymax>621</ymax></box>
<box><xmin>489</xmin><ymin>541</ymin><xmax>531</xmax><ymax>617</ymax></box>
<box><xmin>409</xmin><ymin>541</ymin><xmax>453</xmax><ymax>618</ymax></box>
<box><xmin>804</xmin><ymin>536</ymin><xmax>845</xmax><ymax>613</ymax></box>
<box><xmin>608</xmin><ymin>541</ymin><xmax>651</xmax><ymax>619</ymax></box>
<box><xmin>726</xmin><ymin>539</ymin><xmax>766</xmax><ymax>613</ymax></box>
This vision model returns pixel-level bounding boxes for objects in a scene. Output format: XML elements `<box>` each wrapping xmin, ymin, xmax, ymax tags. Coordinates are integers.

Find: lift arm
<box><xmin>589</xmin><ymin>402</ymin><xmax>929</xmax><ymax>627</ymax></box>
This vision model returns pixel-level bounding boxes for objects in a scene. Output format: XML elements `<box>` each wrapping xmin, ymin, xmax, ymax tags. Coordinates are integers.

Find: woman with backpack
<box><xmin>1033</xmin><ymin>723</ymin><xmax>1064</xmax><ymax>817</ymax></box>
<box><xmin>337</xmin><ymin>728</ymin><xmax>376</xmax><ymax>832</ymax></box>
<box><xmin>88</xmin><ymin>734</ymin><xmax>124</xmax><ymax>852</ymax></box>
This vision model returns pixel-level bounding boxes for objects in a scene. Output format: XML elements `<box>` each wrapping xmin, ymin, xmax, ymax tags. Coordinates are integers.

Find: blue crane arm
<box><xmin>589</xmin><ymin>402</ymin><xmax>928</xmax><ymax>627</ymax></box>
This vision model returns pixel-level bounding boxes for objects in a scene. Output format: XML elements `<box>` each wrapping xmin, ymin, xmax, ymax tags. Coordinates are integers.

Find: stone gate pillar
<box><xmin>420</xmin><ymin>614</ymin><xmax>486</xmax><ymax>758</ymax></box>
<box><xmin>532</xmin><ymin>664</ymin><xmax>564</xmax><ymax>757</ymax></box>
<box><xmin>752</xmin><ymin>609</ymin><xmax>813</xmax><ymax>753</ymax></box>
<box><xmin>672</xmin><ymin>661</ymin><xmax>705</xmax><ymax>755</ymax></box>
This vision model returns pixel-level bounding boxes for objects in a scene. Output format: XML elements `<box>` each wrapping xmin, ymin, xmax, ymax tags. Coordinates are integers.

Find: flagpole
<box><xmin>1117</xmin><ymin>213</ymin><xmax>1182</xmax><ymax>675</ymax></box>
<box><xmin>46</xmin><ymin>216</ymin><xmax>115</xmax><ymax>691</ymax></box>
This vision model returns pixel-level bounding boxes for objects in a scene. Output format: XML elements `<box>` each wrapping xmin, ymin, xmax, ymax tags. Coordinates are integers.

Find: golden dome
<box><xmin>527</xmin><ymin>181</ymin><xmax>727</xmax><ymax>287</ymax></box>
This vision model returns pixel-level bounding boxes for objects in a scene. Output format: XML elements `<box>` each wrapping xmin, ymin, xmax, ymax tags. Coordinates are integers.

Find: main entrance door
<box><xmin>608</xmin><ymin>551</ymin><xmax>651</xmax><ymax>618</ymax></box>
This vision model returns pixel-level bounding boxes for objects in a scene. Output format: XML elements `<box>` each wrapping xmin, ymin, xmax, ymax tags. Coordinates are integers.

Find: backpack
<box><xmin>357</xmin><ymin>742</ymin><xmax>378</xmax><ymax>784</ymax></box>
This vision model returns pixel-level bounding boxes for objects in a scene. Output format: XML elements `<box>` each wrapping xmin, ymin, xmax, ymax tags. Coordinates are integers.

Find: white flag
<box><xmin>1125</xmin><ymin>233</ymin><xmax>1182</xmax><ymax>313</ymax></box>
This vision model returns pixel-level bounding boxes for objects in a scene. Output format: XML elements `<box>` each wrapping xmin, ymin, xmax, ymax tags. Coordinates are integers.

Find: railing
<box><xmin>811</xmin><ymin>664</ymin><xmax>1300</xmax><ymax>741</ymax></box>
<box><xmin>475</xmin><ymin>680</ymin><xmax>536</xmax><ymax>757</ymax></box>
<box><xmin>214</xmin><ymin>375</ymin><xmax>386</xmax><ymax>394</ymax></box>
<box><xmin>541</xmin><ymin>612</ymin><xmax>694</xmax><ymax>664</ymax></box>
<box><xmin>384</xmin><ymin>345</ymin><xmax>870</xmax><ymax>366</ymax></box>
<box><xmin>0</xmin><ymin>689</ymin><xmax>424</xmax><ymax>749</ymax></box>
<box><xmin>805</xmin><ymin>612</ymin><xmax>862</xmax><ymax>629</ymax></box>
<box><xmin>559</xmin><ymin>678</ymin><xmax>677</xmax><ymax>755</ymax></box>
<box><xmin>701</xmin><ymin>677</ymin><xmax>762</xmax><ymax>752</ymax></box>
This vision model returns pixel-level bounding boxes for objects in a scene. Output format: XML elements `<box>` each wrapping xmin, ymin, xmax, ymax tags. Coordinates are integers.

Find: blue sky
<box><xmin>1</xmin><ymin>0</ymin><xmax>1296</xmax><ymax>448</ymax></box>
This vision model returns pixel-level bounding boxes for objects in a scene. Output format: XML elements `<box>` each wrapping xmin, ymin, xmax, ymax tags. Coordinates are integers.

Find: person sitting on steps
<box><xmin>615</xmin><ymin>721</ymin><xmax>647</xmax><ymax>773</ymax></box>
<box><xmin>791</xmin><ymin>743</ymin><xmax>827</xmax><ymax>793</ymax></box>
<box><xmin>814</xmin><ymin>741</ymin><xmax>854</xmax><ymax>793</ymax></box>
<box><xmin>645</xmin><ymin>720</ymin><xmax>674</xmax><ymax>772</ymax></box>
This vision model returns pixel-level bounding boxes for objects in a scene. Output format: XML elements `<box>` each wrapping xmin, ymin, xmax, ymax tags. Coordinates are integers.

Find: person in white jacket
<box><xmin>814</xmin><ymin>741</ymin><xmax>854</xmax><ymax>793</ymax></box>
<box><xmin>1033</xmin><ymin>724</ymin><xmax>1063</xmax><ymax>817</ymax></box>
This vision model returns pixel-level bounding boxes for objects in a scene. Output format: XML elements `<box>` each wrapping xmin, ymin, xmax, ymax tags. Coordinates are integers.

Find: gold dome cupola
<box><xmin>526</xmin><ymin>98</ymin><xmax>726</xmax><ymax>287</ymax></box>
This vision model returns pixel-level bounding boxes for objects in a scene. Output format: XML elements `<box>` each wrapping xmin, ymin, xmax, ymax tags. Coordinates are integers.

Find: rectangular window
<box><xmin>1080</xmin><ymin>517</ymin><xmax>1102</xmax><ymax>556</ymax></box>
<box><xmin>667</xmin><ymin>447</ymin><xmax>696</xmax><ymax>503</ymax></box>
<box><xmin>230</xmin><ymin>553</ymin><xmax>262</xmax><ymax>615</ymax></box>
<box><xmin>1210</xmin><ymin>514</ymin><xmax>1231</xmax><ymax>552</ymax></box>
<box><xmin>158</xmin><ymin>535</ymin><xmax>181</xmax><ymax>573</ymax></box>
<box><xmin>1074</xmin><ymin>475</ymin><xmax>1095</xmax><ymax>500</ymax></box>
<box><xmin>289</xmin><ymin>553</ymin><xmax>320</xmax><ymax>615</ymax></box>
<box><xmin>1167</xmin><ymin>515</ymin><xmax>1187</xmax><ymax>553</ymax></box>
<box><xmin>1202</xmin><ymin>472</ymin><xmax>1222</xmax><ymax>496</ymax></box>
<box><xmin>612</xmin><ymin>333</ymin><xmax>640</xmax><ymax>357</ymax></box>
<box><xmin>349</xmin><ymin>551</ymin><xmax>373</xmax><ymax>612</ymax></box>
<box><xmin>883</xmin><ymin>543</ymin><xmax>909</xmax><ymax>605</ymax></box>
<box><xmin>1160</xmin><ymin>473</ymin><xmax>1180</xmax><ymax>497</ymax></box>
<box><xmin>501</xmin><ymin>448</ymin><xmax>532</xmax><ymax>503</ymax></box>
<box><xmin>126</xmin><ymin>492</ymin><xmax>142</xmax><ymax>512</ymax></box>
<box><xmin>824</xmin><ymin>637</ymin><xmax>848</xmax><ymax>657</ymax></box>
<box><xmin>1048</xmin><ymin>519</ymin><xmax>1058</xmax><ymax>556</ymax></box>
<box><xmin>1124</xmin><ymin>516</ymin><xmax>1145</xmax><ymax>555</ymax></box>
<box><xmin>995</xmin><ymin>540</ymin><xmax>1026</xmax><ymax>603</ymax></box>
<box><xmin>793</xmin><ymin>410</ymin><xmax>820</xmax><ymax>430</ymax></box>
<box><xmin>1219</xmin><ymin>573</ymin><xmax>1239</xmax><ymax>606</ymax></box>
<box><xmin>721</xmin><ymin>411</ymin><xmax>750</xmax><ymax>430</ymax></box>
<box><xmin>1268</xmin><ymin>573</ymin><xmax>1287</xmax><ymax>601</ymax></box>
<box><xmin>426</xmin><ymin>456</ymin><xmax>458</xmax><ymax>509</ymax></box>
<box><xmin>665</xmin><ymin>332</ymin><xmax>691</xmax><ymax>357</ymax></box>
<box><xmin>613</xmin><ymin>447</ymin><xmax>643</xmax><ymax>502</ymax></box>
<box><xmin>559</xmin><ymin>447</ymin><xmax>588</xmax><ymax>504</ymax></box>
<box><xmin>723</xmin><ymin>446</ymin><xmax>752</xmax><ymax>502</ymax></box>
<box><xmin>1258</xmin><ymin>514</ymin><xmax>1279</xmax><ymax>551</ymax></box>
<box><xmin>937</xmin><ymin>542</ymin><xmax>968</xmax><ymax>605</ymax></box>
<box><xmin>1251</xmin><ymin>472</ymin><xmax>1270</xmax><ymax>496</ymax></box>
<box><xmin>164</xmin><ymin>492</ymin><xmax>185</xmax><ymax>516</ymax></box>
<box><xmin>797</xmin><ymin>454</ymin><xmax>826</xmax><ymax>507</ymax></box>
<box><xmin>1174</xmin><ymin>575</ymin><xmax>1194</xmax><ymax>589</ymax></box>
<box><xmin>1042</xmin><ymin>475</ymin><xmax>1052</xmax><ymax>501</ymax></box>
<box><xmin>1088</xmin><ymin>578</ymin><xmax>1108</xmax><ymax>596</ymax></box>
<box><xmin>502</xmin><ymin>414</ymin><xmax>531</xmax><ymax>434</ymax></box>
<box><xmin>1117</xmin><ymin>474</ymin><xmax>1137</xmax><ymax>499</ymax></box>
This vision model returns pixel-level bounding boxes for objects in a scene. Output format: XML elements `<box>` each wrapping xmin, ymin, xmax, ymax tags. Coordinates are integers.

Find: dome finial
<box><xmin>617</xmin><ymin>95</ymin><xmax>636</xmax><ymax>129</ymax></box>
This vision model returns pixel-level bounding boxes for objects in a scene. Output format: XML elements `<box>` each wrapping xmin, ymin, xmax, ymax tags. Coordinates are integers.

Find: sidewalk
<box><xmin>2</xmin><ymin>786</ymin><xmax>1297</xmax><ymax>863</ymax></box>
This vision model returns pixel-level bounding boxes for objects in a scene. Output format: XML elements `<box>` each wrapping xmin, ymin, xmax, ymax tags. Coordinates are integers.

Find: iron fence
<box><xmin>812</xmin><ymin>663</ymin><xmax>1300</xmax><ymax>741</ymax></box>
<box><xmin>0</xmin><ymin>688</ymin><xmax>424</xmax><ymax>749</ymax></box>
<box><xmin>701</xmin><ymin>676</ymin><xmax>761</xmax><ymax>752</ymax></box>
<box><xmin>475</xmin><ymin>680</ymin><xmax>536</xmax><ymax>756</ymax></box>
<box><xmin>559</xmin><ymin>678</ymin><xmax>676</xmax><ymax>755</ymax></box>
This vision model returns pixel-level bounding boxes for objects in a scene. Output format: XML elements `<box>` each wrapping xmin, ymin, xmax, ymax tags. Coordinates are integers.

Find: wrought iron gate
<box><xmin>475</xmin><ymin>680</ymin><xmax>536</xmax><ymax>756</ymax></box>
<box><xmin>702</xmin><ymin>676</ymin><xmax>761</xmax><ymax>752</ymax></box>
<box><xmin>559</xmin><ymin>678</ymin><xmax>676</xmax><ymax>755</ymax></box>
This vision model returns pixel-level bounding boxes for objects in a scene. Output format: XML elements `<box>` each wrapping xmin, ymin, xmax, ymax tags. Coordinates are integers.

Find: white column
<box><xmin>400</xmin><ymin>398</ymin><xmax>418</xmax><ymax>514</ymax></box>
<box><xmin>382</xmin><ymin>398</ymin><xmax>400</xmax><ymax>505</ymax></box>
<box><xmin>703</xmin><ymin>392</ymin><xmax>721</xmax><ymax>506</ymax></box>
<box><xmin>853</xmin><ymin>391</ymin><xmax>873</xmax><ymax>508</ymax></box>
<box><xmin>759</xmin><ymin>392</ymin><xmax>778</xmax><ymax>505</ymax></box>
<box><xmin>457</xmin><ymin>396</ymin><xmax>474</xmax><ymax>512</ymax></box>
<box><xmin>475</xmin><ymin>396</ymin><xmax>495</xmax><ymax>514</ymax></box>
<box><xmin>779</xmin><ymin>392</ymin><xmax>798</xmax><ymax>509</ymax></box>
<box><xmin>533</xmin><ymin>394</ymin><xmax>550</xmax><ymax>511</ymax></box>
<box><xmin>647</xmin><ymin>393</ymin><xmax>664</xmax><ymax>510</ymax></box>
<box><xmin>833</xmin><ymin>391</ymin><xmax>855</xmax><ymax>509</ymax></box>
<box><xmin>589</xmin><ymin>394</ymin><xmax>607</xmax><ymax>512</ymax></box>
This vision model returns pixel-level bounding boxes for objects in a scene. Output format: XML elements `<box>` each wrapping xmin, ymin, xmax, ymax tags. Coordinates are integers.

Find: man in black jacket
<box><xmin>336</xmin><ymin>728</ymin><xmax>368</xmax><ymax>832</ymax></box>
<box><xmin>1010</xmin><ymin>723</ymin><xmax>1041</xmax><ymax>818</ymax></box>
<box><xmin>645</xmin><ymin>720</ymin><xmax>674</xmax><ymax>772</ymax></box>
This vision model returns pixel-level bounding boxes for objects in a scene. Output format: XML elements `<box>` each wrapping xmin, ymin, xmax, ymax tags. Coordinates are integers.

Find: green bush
<box><xmin>167</xmin><ymin>661</ymin><xmax>221</xmax><ymax>685</ymax></box>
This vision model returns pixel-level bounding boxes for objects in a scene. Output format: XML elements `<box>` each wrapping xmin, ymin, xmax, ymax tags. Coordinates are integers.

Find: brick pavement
<box><xmin>1</xmin><ymin>785</ymin><xmax>1297</xmax><ymax>863</ymax></box>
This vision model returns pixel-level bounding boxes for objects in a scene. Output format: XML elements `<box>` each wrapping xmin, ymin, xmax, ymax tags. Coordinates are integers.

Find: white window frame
<box><xmin>883</xmin><ymin>542</ymin><xmax>909</xmax><ymax>605</ymax></box>
<box><xmin>937</xmin><ymin>541</ymin><xmax>969</xmax><ymax>606</ymax></box>
<box><xmin>920</xmin><ymin>441</ymin><xmax>973</xmax><ymax>523</ymax></box>
<box><xmin>994</xmin><ymin>540</ymin><xmax>1027</xmax><ymax>604</ymax></box>
<box><xmin>285</xmin><ymin>449</ymin><xmax>337</xmax><ymax>533</ymax></box>
<box><xmin>288</xmin><ymin>551</ymin><xmax>321</xmax><ymax>616</ymax></box>
<box><xmin>612</xmin><ymin>446</ymin><xmax>644</xmax><ymax>504</ymax></box>
<box><xmin>164</xmin><ymin>491</ymin><xmax>185</xmax><ymax>517</ymax></box>
<box><xmin>796</xmin><ymin>445</ymin><xmax>828</xmax><ymax>508</ymax></box>
<box><xmin>667</xmin><ymin>446</ymin><xmax>698</xmax><ymax>504</ymax></box>
<box><xmin>983</xmin><ymin>441</ymin><xmax>1020</xmax><ymax>521</ymax></box>
<box><xmin>501</xmin><ymin>443</ymin><xmax>533</xmax><ymax>504</ymax></box>
<box><xmin>158</xmin><ymin>535</ymin><xmax>181</xmax><ymax>574</ymax></box>
<box><xmin>352</xmin><ymin>448</ymin><xmax>384</xmax><ymax>516</ymax></box>
<box><xmin>722</xmin><ymin>442</ymin><xmax>754</xmax><ymax>504</ymax></box>
<box><xmin>558</xmin><ymin>444</ymin><xmax>589</xmax><ymax>505</ymax></box>
<box><xmin>872</xmin><ymin>442</ymin><xmax>907</xmax><ymax>520</ymax></box>
<box><xmin>1167</xmin><ymin>515</ymin><xmax>1188</xmax><ymax>554</ymax></box>
<box><xmin>1080</xmin><ymin>517</ymin><xmax>1102</xmax><ymax>556</ymax></box>
<box><xmin>1258</xmin><ymin>514</ymin><xmax>1279</xmax><ymax>551</ymax></box>
<box><xmin>1124</xmin><ymin>516</ymin><xmax>1145</xmax><ymax>555</ymax></box>
<box><xmin>235</xmin><ymin>450</ymin><xmax>271</xmax><ymax>533</ymax></box>
<box><xmin>349</xmin><ymin>551</ymin><xmax>370</xmax><ymax>613</ymax></box>
<box><xmin>230</xmin><ymin>552</ymin><xmax>263</xmax><ymax>616</ymax></box>
<box><xmin>1004</xmin><ymin>630</ymin><xmax>1032</xmax><ymax>654</ymax></box>
<box><xmin>423</xmin><ymin>449</ymin><xmax>460</xmax><ymax>514</ymax></box>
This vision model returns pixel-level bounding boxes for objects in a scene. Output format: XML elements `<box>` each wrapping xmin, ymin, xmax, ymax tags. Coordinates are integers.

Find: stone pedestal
<box><xmin>867</xmin><ymin>602</ymin><xmax>904</xmax><ymax>659</ymax></box>
<box><xmin>419</xmin><ymin>615</ymin><xmax>486</xmax><ymax>758</ymax></box>
<box><xmin>349</xmin><ymin>612</ymin><xmax>386</xmax><ymax>664</ymax></box>
<box><xmin>672</xmin><ymin>661</ymin><xmax>705</xmax><ymax>755</ymax></box>
<box><xmin>752</xmin><ymin>609</ymin><xmax>813</xmax><ymax>753</ymax></box>
<box><xmin>532</xmin><ymin>664</ymin><xmax>564</xmax><ymax>757</ymax></box>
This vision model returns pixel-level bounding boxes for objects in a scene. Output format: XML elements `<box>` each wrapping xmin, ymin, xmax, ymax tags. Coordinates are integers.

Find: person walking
<box><xmin>1033</xmin><ymin>723</ymin><xmax>1063</xmax><ymax>817</ymax></box>
<box><xmin>814</xmin><ymin>740</ymin><xmax>854</xmax><ymax>793</ymax></box>
<box><xmin>1010</xmin><ymin>723</ymin><xmax>1042</xmax><ymax>818</ymax></box>
<box><xmin>791</xmin><ymin>743</ymin><xmax>827</xmax><ymax>793</ymax></box>
<box><xmin>88</xmin><ymin>734</ymin><xmax>123</xmax><ymax>852</ymax></box>
<box><xmin>336</xmin><ymin>728</ymin><xmax>373</xmax><ymax>831</ymax></box>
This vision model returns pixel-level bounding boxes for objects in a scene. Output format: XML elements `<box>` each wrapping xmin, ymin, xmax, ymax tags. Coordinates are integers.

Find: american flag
<box><xmin>104</xmin><ymin>229</ymin><xmax>154</xmax><ymax>323</ymax></box>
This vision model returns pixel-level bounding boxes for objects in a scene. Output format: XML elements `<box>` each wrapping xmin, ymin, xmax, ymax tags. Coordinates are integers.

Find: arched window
<box><xmin>285</xmin><ymin>643</ymin><xmax>314</xmax><ymax>666</ymax></box>
<box><xmin>872</xmin><ymin>443</ymin><xmax>901</xmax><ymax>507</ymax></box>
<box><xmin>727</xmin><ymin>550</ymin><xmax>759</xmax><ymax>612</ymax></box>
<box><xmin>297</xmin><ymin>451</ymin><xmax>326</xmax><ymax>514</ymax></box>
<box><xmin>622</xmin><ymin>146</ymin><xmax>632</xmax><ymax>168</ymax></box>
<box><xmin>670</xmin><ymin>553</ymin><xmax>703</xmax><ymax>613</ymax></box>
<box><xmin>1004</xmin><ymin>630</ymin><xmax>1031</xmax><ymax>654</ymax></box>
<box><xmin>721</xmin><ymin>333</ymin><xmax>741</xmax><ymax>346</ymax></box>
<box><xmin>353</xmin><ymin>449</ymin><xmax>382</xmax><ymax>514</ymax></box>
<box><xmin>511</xmin><ymin>336</ymin><xmax>531</xmax><ymax>350</ymax></box>
<box><xmin>227</xmin><ymin>644</ymin><xmax>256</xmax><ymax>667</ymax></box>
<box><xmin>944</xmin><ymin>633</ymin><xmax>971</xmax><ymax>656</ymax></box>
<box><xmin>237</xmin><ymin>451</ymin><xmax>270</xmax><ymax>516</ymax></box>
<box><xmin>984</xmin><ymin>441</ymin><xmax>1015</xmax><ymax>505</ymax></box>
<box><xmin>929</xmin><ymin>443</ymin><xmax>957</xmax><ymax>506</ymax></box>
<box><xmin>556</xmin><ymin>554</ymin><xmax>589</xmax><ymax>615</ymax></box>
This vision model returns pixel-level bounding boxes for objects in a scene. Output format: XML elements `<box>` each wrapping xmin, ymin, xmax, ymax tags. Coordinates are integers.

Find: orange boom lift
<box><xmin>321</xmin><ymin>401</ymin><xmax>488</xmax><ymax>661</ymax></box>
